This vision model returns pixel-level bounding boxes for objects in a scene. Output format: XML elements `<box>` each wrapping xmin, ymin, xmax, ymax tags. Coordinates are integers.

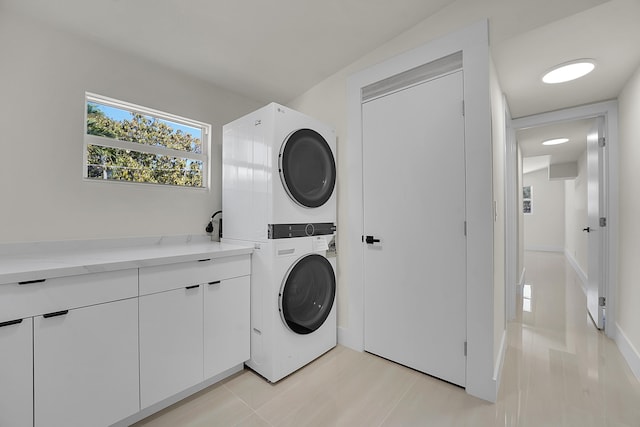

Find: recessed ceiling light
<box><xmin>542</xmin><ymin>138</ymin><xmax>569</xmax><ymax>146</ymax></box>
<box><xmin>542</xmin><ymin>59</ymin><xmax>595</xmax><ymax>84</ymax></box>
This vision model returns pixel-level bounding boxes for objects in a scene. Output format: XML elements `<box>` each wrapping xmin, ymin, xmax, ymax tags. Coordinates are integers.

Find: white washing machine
<box><xmin>222</xmin><ymin>103</ymin><xmax>336</xmax><ymax>242</ymax></box>
<box><xmin>224</xmin><ymin>235</ymin><xmax>337</xmax><ymax>382</ymax></box>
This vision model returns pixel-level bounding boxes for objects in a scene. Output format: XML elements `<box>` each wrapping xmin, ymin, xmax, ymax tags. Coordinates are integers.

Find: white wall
<box><xmin>564</xmin><ymin>150</ymin><xmax>588</xmax><ymax>278</ymax></box>
<box><xmin>288</xmin><ymin>1</ymin><xmax>521</xmax><ymax>339</ymax></box>
<box><xmin>523</xmin><ymin>168</ymin><xmax>565</xmax><ymax>252</ymax></box>
<box><xmin>0</xmin><ymin>9</ymin><xmax>261</xmax><ymax>244</ymax></box>
<box><xmin>288</xmin><ymin>10</ymin><xmax>498</xmax><ymax>325</ymax></box>
<box><xmin>617</xmin><ymin>63</ymin><xmax>640</xmax><ymax>378</ymax></box>
<box><xmin>293</xmin><ymin>19</ymin><xmax>502</xmax><ymax>401</ymax></box>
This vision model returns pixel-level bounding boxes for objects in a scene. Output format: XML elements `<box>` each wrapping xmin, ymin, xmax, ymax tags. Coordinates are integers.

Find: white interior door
<box><xmin>586</xmin><ymin>117</ymin><xmax>606</xmax><ymax>329</ymax></box>
<box><xmin>362</xmin><ymin>71</ymin><xmax>467</xmax><ymax>387</ymax></box>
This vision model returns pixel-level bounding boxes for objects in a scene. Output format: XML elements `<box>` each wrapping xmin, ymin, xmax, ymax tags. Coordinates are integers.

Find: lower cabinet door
<box><xmin>139</xmin><ymin>285</ymin><xmax>204</xmax><ymax>408</ymax></box>
<box><xmin>0</xmin><ymin>317</ymin><xmax>33</xmax><ymax>427</ymax></box>
<box><xmin>34</xmin><ymin>298</ymin><xmax>139</xmax><ymax>427</ymax></box>
<box><xmin>204</xmin><ymin>276</ymin><xmax>250</xmax><ymax>379</ymax></box>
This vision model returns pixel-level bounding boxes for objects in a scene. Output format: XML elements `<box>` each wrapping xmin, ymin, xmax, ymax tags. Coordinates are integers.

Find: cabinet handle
<box><xmin>208</xmin><ymin>281</ymin><xmax>221</xmax><ymax>285</ymax></box>
<box><xmin>186</xmin><ymin>285</ymin><xmax>200</xmax><ymax>290</ymax></box>
<box><xmin>197</xmin><ymin>258</ymin><xmax>212</xmax><ymax>262</ymax></box>
<box><xmin>0</xmin><ymin>319</ymin><xmax>23</xmax><ymax>328</ymax></box>
<box><xmin>18</xmin><ymin>278</ymin><xmax>46</xmax><ymax>285</ymax></box>
<box><xmin>43</xmin><ymin>310</ymin><xmax>69</xmax><ymax>319</ymax></box>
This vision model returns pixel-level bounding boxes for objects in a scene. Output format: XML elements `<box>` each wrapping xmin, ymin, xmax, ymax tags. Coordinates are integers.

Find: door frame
<box><xmin>509</xmin><ymin>100</ymin><xmax>618</xmax><ymax>338</ymax></box>
<box><xmin>346</xmin><ymin>21</ymin><xmax>498</xmax><ymax>402</ymax></box>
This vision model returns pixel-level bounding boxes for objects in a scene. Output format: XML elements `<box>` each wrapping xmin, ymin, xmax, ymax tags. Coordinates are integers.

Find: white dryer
<box><xmin>224</xmin><ymin>235</ymin><xmax>337</xmax><ymax>382</ymax></box>
<box><xmin>222</xmin><ymin>103</ymin><xmax>336</xmax><ymax>242</ymax></box>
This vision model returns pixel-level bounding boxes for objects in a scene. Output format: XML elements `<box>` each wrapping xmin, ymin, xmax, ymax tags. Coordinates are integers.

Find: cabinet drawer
<box><xmin>139</xmin><ymin>255</ymin><xmax>250</xmax><ymax>296</ymax></box>
<box><xmin>0</xmin><ymin>269</ymin><xmax>138</xmax><ymax>323</ymax></box>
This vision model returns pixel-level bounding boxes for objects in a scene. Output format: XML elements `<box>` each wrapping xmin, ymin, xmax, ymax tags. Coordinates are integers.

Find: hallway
<box><xmin>499</xmin><ymin>251</ymin><xmax>640</xmax><ymax>426</ymax></box>
<box><xmin>135</xmin><ymin>251</ymin><xmax>640</xmax><ymax>426</ymax></box>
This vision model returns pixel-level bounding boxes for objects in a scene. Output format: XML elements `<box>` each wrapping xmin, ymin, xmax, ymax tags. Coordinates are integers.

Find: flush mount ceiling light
<box><xmin>542</xmin><ymin>59</ymin><xmax>596</xmax><ymax>84</ymax></box>
<box><xmin>542</xmin><ymin>138</ymin><xmax>569</xmax><ymax>146</ymax></box>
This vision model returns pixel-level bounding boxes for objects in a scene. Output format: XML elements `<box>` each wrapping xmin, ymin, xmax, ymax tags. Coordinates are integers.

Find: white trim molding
<box><xmin>346</xmin><ymin>20</ymin><xmax>497</xmax><ymax>402</ymax></box>
<box><xmin>615</xmin><ymin>323</ymin><xmax>640</xmax><ymax>381</ymax></box>
<box><xmin>505</xmin><ymin>97</ymin><xmax>517</xmax><ymax>322</ymax></box>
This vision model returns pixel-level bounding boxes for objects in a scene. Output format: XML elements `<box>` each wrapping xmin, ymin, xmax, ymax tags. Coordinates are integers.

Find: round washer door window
<box><xmin>279</xmin><ymin>129</ymin><xmax>336</xmax><ymax>208</ymax></box>
<box><xmin>279</xmin><ymin>254</ymin><xmax>336</xmax><ymax>335</ymax></box>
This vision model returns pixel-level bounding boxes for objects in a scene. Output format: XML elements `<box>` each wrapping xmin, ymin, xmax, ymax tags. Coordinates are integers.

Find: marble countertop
<box><xmin>0</xmin><ymin>236</ymin><xmax>253</xmax><ymax>285</ymax></box>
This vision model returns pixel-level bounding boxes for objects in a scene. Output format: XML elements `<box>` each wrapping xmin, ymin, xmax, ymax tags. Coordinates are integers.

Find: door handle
<box><xmin>43</xmin><ymin>310</ymin><xmax>68</xmax><ymax>319</ymax></box>
<box><xmin>0</xmin><ymin>319</ymin><xmax>23</xmax><ymax>328</ymax></box>
<box><xmin>364</xmin><ymin>235</ymin><xmax>380</xmax><ymax>244</ymax></box>
<box><xmin>583</xmin><ymin>227</ymin><xmax>591</xmax><ymax>233</ymax></box>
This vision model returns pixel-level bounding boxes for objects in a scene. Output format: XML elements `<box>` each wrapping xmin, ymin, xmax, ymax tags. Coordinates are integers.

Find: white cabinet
<box><xmin>139</xmin><ymin>285</ymin><xmax>204</xmax><ymax>408</ymax></box>
<box><xmin>204</xmin><ymin>276</ymin><xmax>250</xmax><ymax>378</ymax></box>
<box><xmin>34</xmin><ymin>297</ymin><xmax>139</xmax><ymax>427</ymax></box>
<box><xmin>0</xmin><ymin>317</ymin><xmax>33</xmax><ymax>427</ymax></box>
<box><xmin>0</xmin><ymin>248</ymin><xmax>251</xmax><ymax>427</ymax></box>
<box><xmin>139</xmin><ymin>255</ymin><xmax>251</xmax><ymax>409</ymax></box>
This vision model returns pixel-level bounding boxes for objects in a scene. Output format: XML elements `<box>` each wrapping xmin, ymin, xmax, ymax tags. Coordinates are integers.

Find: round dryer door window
<box><xmin>279</xmin><ymin>254</ymin><xmax>336</xmax><ymax>335</ymax></box>
<box><xmin>279</xmin><ymin>129</ymin><xmax>336</xmax><ymax>208</ymax></box>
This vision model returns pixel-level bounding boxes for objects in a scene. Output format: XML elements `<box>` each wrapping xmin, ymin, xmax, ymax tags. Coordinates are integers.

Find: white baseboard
<box><xmin>493</xmin><ymin>329</ymin><xmax>507</xmax><ymax>393</ymax></box>
<box><xmin>564</xmin><ymin>249</ymin><xmax>588</xmax><ymax>295</ymax></box>
<box><xmin>615</xmin><ymin>323</ymin><xmax>640</xmax><ymax>381</ymax></box>
<box><xmin>337</xmin><ymin>326</ymin><xmax>364</xmax><ymax>352</ymax></box>
<box><xmin>525</xmin><ymin>245</ymin><xmax>564</xmax><ymax>253</ymax></box>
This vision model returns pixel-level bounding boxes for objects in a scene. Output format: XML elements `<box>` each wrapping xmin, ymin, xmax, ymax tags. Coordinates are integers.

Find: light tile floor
<box><xmin>134</xmin><ymin>251</ymin><xmax>640</xmax><ymax>426</ymax></box>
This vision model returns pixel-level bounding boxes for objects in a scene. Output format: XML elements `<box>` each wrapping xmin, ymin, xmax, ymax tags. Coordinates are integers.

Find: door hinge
<box><xmin>598</xmin><ymin>137</ymin><xmax>606</xmax><ymax>148</ymax></box>
<box><xmin>600</xmin><ymin>217</ymin><xmax>607</xmax><ymax>227</ymax></box>
<box><xmin>599</xmin><ymin>296</ymin><xmax>606</xmax><ymax>307</ymax></box>
<box><xmin>464</xmin><ymin>341</ymin><xmax>467</xmax><ymax>356</ymax></box>
<box><xmin>462</xmin><ymin>100</ymin><xmax>465</xmax><ymax>117</ymax></box>
<box><xmin>463</xmin><ymin>221</ymin><xmax>467</xmax><ymax>237</ymax></box>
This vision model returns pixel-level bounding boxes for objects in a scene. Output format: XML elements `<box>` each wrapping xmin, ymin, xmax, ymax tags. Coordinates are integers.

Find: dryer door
<box><xmin>279</xmin><ymin>254</ymin><xmax>336</xmax><ymax>335</ymax></box>
<box><xmin>279</xmin><ymin>129</ymin><xmax>336</xmax><ymax>208</ymax></box>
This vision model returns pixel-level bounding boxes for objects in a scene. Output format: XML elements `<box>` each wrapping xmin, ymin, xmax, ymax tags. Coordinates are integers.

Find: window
<box><xmin>84</xmin><ymin>93</ymin><xmax>210</xmax><ymax>188</ymax></box>
<box><xmin>523</xmin><ymin>185</ymin><xmax>532</xmax><ymax>214</ymax></box>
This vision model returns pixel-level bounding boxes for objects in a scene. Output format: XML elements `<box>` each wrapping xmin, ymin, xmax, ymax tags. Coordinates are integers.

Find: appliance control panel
<box><xmin>268</xmin><ymin>223</ymin><xmax>336</xmax><ymax>239</ymax></box>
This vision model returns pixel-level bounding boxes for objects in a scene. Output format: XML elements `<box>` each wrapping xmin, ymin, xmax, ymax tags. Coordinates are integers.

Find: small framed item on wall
<box><xmin>523</xmin><ymin>185</ymin><xmax>532</xmax><ymax>214</ymax></box>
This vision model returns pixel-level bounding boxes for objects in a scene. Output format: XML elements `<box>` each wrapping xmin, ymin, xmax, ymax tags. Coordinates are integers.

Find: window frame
<box><xmin>83</xmin><ymin>92</ymin><xmax>212</xmax><ymax>189</ymax></box>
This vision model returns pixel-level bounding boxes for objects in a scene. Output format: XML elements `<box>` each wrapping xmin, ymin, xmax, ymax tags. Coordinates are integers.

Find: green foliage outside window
<box><xmin>86</xmin><ymin>103</ymin><xmax>204</xmax><ymax>187</ymax></box>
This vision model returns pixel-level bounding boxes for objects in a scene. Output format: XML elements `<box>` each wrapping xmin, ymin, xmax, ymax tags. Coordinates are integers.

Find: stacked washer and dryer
<box><xmin>222</xmin><ymin>103</ymin><xmax>337</xmax><ymax>383</ymax></box>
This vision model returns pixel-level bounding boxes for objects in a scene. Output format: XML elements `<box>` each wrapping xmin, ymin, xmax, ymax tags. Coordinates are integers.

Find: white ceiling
<box><xmin>491</xmin><ymin>0</ymin><xmax>640</xmax><ymax>118</ymax></box>
<box><xmin>0</xmin><ymin>0</ymin><xmax>457</xmax><ymax>104</ymax></box>
<box><xmin>519</xmin><ymin>118</ymin><xmax>595</xmax><ymax>174</ymax></box>
<box><xmin>2</xmin><ymin>0</ymin><xmax>639</xmax><ymax>120</ymax></box>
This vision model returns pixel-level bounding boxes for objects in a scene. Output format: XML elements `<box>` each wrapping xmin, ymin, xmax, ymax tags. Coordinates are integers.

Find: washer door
<box><xmin>279</xmin><ymin>254</ymin><xmax>336</xmax><ymax>335</ymax></box>
<box><xmin>279</xmin><ymin>129</ymin><xmax>336</xmax><ymax>208</ymax></box>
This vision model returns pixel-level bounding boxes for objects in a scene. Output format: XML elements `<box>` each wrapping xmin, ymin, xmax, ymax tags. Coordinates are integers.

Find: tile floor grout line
<box><xmin>223</xmin><ymin>381</ymin><xmax>258</xmax><ymax>412</ymax></box>
<box><xmin>230</xmin><ymin>405</ymin><xmax>274</xmax><ymax>427</ymax></box>
<box><xmin>375</xmin><ymin>374</ymin><xmax>419</xmax><ymax>427</ymax></box>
